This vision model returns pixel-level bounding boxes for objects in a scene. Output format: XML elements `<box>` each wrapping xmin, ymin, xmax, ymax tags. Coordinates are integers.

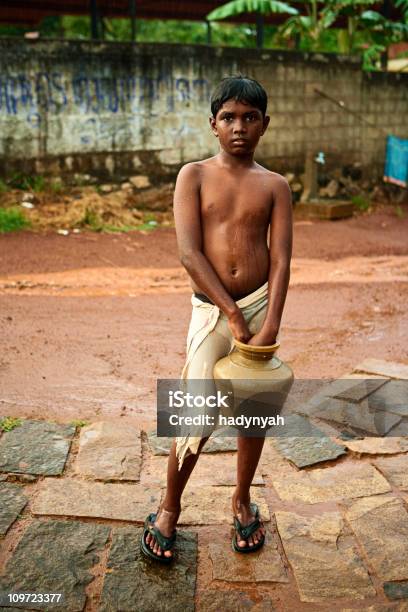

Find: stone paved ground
<box><xmin>0</xmin><ymin>360</ymin><xmax>408</xmax><ymax>611</ymax></box>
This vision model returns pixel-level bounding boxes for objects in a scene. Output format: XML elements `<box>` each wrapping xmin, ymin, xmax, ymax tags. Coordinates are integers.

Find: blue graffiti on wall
<box><xmin>0</xmin><ymin>71</ymin><xmax>210</xmax><ymax>123</ymax></box>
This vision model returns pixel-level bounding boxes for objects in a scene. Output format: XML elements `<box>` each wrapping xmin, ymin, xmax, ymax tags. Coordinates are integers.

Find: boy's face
<box><xmin>209</xmin><ymin>98</ymin><xmax>269</xmax><ymax>156</ymax></box>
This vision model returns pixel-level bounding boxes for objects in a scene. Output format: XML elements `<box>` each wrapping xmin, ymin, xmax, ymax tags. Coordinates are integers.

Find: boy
<box><xmin>141</xmin><ymin>75</ymin><xmax>292</xmax><ymax>563</ymax></box>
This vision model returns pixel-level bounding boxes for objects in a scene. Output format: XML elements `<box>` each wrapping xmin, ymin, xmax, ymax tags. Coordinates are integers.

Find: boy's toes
<box><xmin>164</xmin><ymin>550</ymin><xmax>173</xmax><ymax>558</ymax></box>
<box><xmin>237</xmin><ymin>536</ymin><xmax>247</xmax><ymax>548</ymax></box>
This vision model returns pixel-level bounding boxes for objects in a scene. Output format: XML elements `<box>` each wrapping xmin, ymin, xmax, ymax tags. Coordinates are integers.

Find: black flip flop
<box><xmin>232</xmin><ymin>502</ymin><xmax>265</xmax><ymax>553</ymax></box>
<box><xmin>140</xmin><ymin>513</ymin><xmax>177</xmax><ymax>564</ymax></box>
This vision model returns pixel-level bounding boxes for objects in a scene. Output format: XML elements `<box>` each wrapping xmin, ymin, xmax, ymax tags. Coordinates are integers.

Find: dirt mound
<box><xmin>0</xmin><ymin>183</ymin><xmax>175</xmax><ymax>231</ymax></box>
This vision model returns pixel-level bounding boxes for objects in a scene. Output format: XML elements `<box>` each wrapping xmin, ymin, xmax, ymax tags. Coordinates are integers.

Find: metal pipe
<box><xmin>129</xmin><ymin>0</ymin><xmax>136</xmax><ymax>42</ymax></box>
<box><xmin>90</xmin><ymin>0</ymin><xmax>98</xmax><ymax>39</ymax></box>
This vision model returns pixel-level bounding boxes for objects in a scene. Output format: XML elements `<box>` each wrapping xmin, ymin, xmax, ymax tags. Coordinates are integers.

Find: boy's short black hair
<box><xmin>210</xmin><ymin>75</ymin><xmax>268</xmax><ymax>118</ymax></box>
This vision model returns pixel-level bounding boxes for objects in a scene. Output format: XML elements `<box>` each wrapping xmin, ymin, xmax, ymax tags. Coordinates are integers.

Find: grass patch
<box><xmin>351</xmin><ymin>194</ymin><xmax>370</xmax><ymax>211</ymax></box>
<box><xmin>395</xmin><ymin>205</ymin><xmax>405</xmax><ymax>218</ymax></box>
<box><xmin>0</xmin><ymin>416</ymin><xmax>22</xmax><ymax>432</ymax></box>
<box><xmin>50</xmin><ymin>180</ymin><xmax>64</xmax><ymax>194</ymax></box>
<box><xmin>0</xmin><ymin>179</ymin><xmax>8</xmax><ymax>194</ymax></box>
<box><xmin>9</xmin><ymin>173</ymin><xmax>46</xmax><ymax>192</ymax></box>
<box><xmin>81</xmin><ymin>208</ymin><xmax>103</xmax><ymax>231</ymax></box>
<box><xmin>69</xmin><ymin>419</ymin><xmax>90</xmax><ymax>428</ymax></box>
<box><xmin>0</xmin><ymin>207</ymin><xmax>30</xmax><ymax>233</ymax></box>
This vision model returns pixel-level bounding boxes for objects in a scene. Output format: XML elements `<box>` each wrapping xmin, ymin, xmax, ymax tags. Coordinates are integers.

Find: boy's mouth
<box><xmin>232</xmin><ymin>139</ymin><xmax>247</xmax><ymax>145</ymax></box>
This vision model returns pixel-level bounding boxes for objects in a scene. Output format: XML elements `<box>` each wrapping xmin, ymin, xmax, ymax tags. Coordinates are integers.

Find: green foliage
<box><xmin>69</xmin><ymin>419</ymin><xmax>89</xmax><ymax>428</ymax></box>
<box><xmin>61</xmin><ymin>16</ymin><xmax>91</xmax><ymax>39</ymax></box>
<box><xmin>81</xmin><ymin>208</ymin><xmax>103</xmax><ymax>231</ymax></box>
<box><xmin>0</xmin><ymin>416</ymin><xmax>22</xmax><ymax>432</ymax></box>
<box><xmin>395</xmin><ymin>0</ymin><xmax>408</xmax><ymax>23</ymax></box>
<box><xmin>0</xmin><ymin>207</ymin><xmax>30</xmax><ymax>233</ymax></box>
<box><xmin>207</xmin><ymin>0</ymin><xmax>298</xmax><ymax>21</ymax></box>
<box><xmin>351</xmin><ymin>194</ymin><xmax>371</xmax><ymax>211</ymax></box>
<box><xmin>50</xmin><ymin>180</ymin><xmax>64</xmax><ymax>193</ymax></box>
<box><xmin>9</xmin><ymin>173</ymin><xmax>45</xmax><ymax>192</ymax></box>
<box><xmin>0</xmin><ymin>179</ymin><xmax>8</xmax><ymax>194</ymax></box>
<box><xmin>395</xmin><ymin>204</ymin><xmax>405</xmax><ymax>218</ymax></box>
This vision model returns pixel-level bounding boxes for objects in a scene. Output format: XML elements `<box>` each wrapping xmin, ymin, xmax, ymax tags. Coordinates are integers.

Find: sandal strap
<box><xmin>145</xmin><ymin>514</ymin><xmax>176</xmax><ymax>551</ymax></box>
<box><xmin>234</xmin><ymin>503</ymin><xmax>262</xmax><ymax>540</ymax></box>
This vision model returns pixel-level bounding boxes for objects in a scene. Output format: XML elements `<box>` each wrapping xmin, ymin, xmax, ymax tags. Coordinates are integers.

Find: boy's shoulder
<box><xmin>178</xmin><ymin>159</ymin><xmax>289</xmax><ymax>184</ymax></box>
<box><xmin>177</xmin><ymin>157</ymin><xmax>215</xmax><ymax>173</ymax></box>
<box><xmin>251</xmin><ymin>162</ymin><xmax>287</xmax><ymax>181</ymax></box>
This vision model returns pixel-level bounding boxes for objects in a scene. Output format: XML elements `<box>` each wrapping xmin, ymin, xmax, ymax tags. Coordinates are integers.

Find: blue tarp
<box><xmin>384</xmin><ymin>134</ymin><xmax>408</xmax><ymax>188</ymax></box>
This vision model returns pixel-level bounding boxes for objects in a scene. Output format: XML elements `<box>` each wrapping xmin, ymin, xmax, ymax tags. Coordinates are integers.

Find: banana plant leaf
<box><xmin>207</xmin><ymin>0</ymin><xmax>298</xmax><ymax>21</ymax></box>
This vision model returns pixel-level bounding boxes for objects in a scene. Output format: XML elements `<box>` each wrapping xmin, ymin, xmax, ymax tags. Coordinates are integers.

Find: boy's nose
<box><xmin>233</xmin><ymin>121</ymin><xmax>246</xmax><ymax>133</ymax></box>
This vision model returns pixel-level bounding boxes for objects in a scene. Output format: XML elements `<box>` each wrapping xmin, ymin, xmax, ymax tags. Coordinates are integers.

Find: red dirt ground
<box><xmin>0</xmin><ymin>206</ymin><xmax>407</xmax><ymax>426</ymax></box>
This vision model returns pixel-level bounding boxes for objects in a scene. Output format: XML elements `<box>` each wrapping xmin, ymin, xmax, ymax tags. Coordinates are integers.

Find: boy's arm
<box><xmin>173</xmin><ymin>163</ymin><xmax>251</xmax><ymax>342</ymax></box>
<box><xmin>248</xmin><ymin>175</ymin><xmax>293</xmax><ymax>346</ymax></box>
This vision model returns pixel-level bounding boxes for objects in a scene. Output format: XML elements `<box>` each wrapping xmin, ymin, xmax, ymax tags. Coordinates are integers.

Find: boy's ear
<box><xmin>261</xmin><ymin>115</ymin><xmax>270</xmax><ymax>135</ymax></box>
<box><xmin>209</xmin><ymin>116</ymin><xmax>218</xmax><ymax>137</ymax></box>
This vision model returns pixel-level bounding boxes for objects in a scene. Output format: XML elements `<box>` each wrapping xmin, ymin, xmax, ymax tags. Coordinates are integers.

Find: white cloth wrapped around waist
<box><xmin>175</xmin><ymin>281</ymin><xmax>269</xmax><ymax>470</ymax></box>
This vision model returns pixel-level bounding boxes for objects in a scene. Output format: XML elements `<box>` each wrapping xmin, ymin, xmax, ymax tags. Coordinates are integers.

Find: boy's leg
<box><xmin>146</xmin><ymin>325</ymin><xmax>231</xmax><ymax>558</ymax></box>
<box><xmin>233</xmin><ymin>304</ymin><xmax>268</xmax><ymax>548</ymax></box>
<box><xmin>145</xmin><ymin>436</ymin><xmax>209</xmax><ymax>558</ymax></box>
<box><xmin>232</xmin><ymin>436</ymin><xmax>266</xmax><ymax>548</ymax></box>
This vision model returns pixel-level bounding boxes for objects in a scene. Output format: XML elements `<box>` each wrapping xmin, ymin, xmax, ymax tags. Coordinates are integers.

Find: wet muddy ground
<box><xmin>0</xmin><ymin>206</ymin><xmax>407</xmax><ymax>425</ymax></box>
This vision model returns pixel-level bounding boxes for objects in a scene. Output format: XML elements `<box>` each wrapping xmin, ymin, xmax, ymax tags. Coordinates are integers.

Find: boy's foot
<box><xmin>144</xmin><ymin>506</ymin><xmax>180</xmax><ymax>559</ymax></box>
<box><xmin>232</xmin><ymin>494</ymin><xmax>266</xmax><ymax>550</ymax></box>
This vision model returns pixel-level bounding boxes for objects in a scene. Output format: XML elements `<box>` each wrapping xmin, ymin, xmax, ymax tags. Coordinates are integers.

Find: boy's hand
<box><xmin>247</xmin><ymin>330</ymin><xmax>277</xmax><ymax>347</ymax></box>
<box><xmin>228</xmin><ymin>309</ymin><xmax>252</xmax><ymax>343</ymax></box>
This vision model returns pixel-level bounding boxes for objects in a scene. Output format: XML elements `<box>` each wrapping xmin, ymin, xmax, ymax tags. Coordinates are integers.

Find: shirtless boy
<box><xmin>141</xmin><ymin>75</ymin><xmax>292</xmax><ymax>563</ymax></box>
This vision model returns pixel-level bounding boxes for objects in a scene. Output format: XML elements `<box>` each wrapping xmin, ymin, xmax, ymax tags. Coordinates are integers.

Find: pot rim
<box><xmin>233</xmin><ymin>338</ymin><xmax>280</xmax><ymax>354</ymax></box>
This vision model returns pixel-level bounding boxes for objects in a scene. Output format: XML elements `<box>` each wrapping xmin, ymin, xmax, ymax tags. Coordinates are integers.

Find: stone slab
<box><xmin>272</xmin><ymin>462</ymin><xmax>391</xmax><ymax>503</ymax></box>
<box><xmin>0</xmin><ymin>420</ymin><xmax>75</xmax><ymax>475</ymax></box>
<box><xmin>32</xmin><ymin>478</ymin><xmax>161</xmax><ymax>522</ymax></box>
<box><xmin>373</xmin><ymin>455</ymin><xmax>408</xmax><ymax>491</ymax></box>
<box><xmin>0</xmin><ymin>520</ymin><xmax>109</xmax><ymax>611</ymax></box>
<box><xmin>141</xmin><ymin>453</ymin><xmax>264</xmax><ymax>488</ymax></box>
<box><xmin>313</xmin><ymin>396</ymin><xmax>401</xmax><ymax>436</ymax></box>
<box><xmin>331</xmin><ymin>378</ymin><xmax>388</xmax><ymax>403</ymax></box>
<box><xmin>100</xmin><ymin>526</ymin><xmax>196</xmax><ymax>612</ymax></box>
<box><xmin>271</xmin><ymin>414</ymin><xmax>346</xmax><ymax>468</ymax></box>
<box><xmin>76</xmin><ymin>420</ymin><xmax>141</xmax><ymax>481</ymax></box>
<box><xmin>0</xmin><ymin>482</ymin><xmax>28</xmax><ymax>535</ymax></box>
<box><xmin>386</xmin><ymin>420</ymin><xmax>408</xmax><ymax>436</ymax></box>
<box><xmin>147</xmin><ymin>429</ymin><xmax>237</xmax><ymax>455</ymax></box>
<box><xmin>208</xmin><ymin>527</ymin><xmax>288</xmax><ymax>583</ymax></box>
<box><xmin>368</xmin><ymin>381</ymin><xmax>408</xmax><ymax>417</ymax></box>
<box><xmin>198</xmin><ymin>590</ymin><xmax>277</xmax><ymax>611</ymax></box>
<box><xmin>384</xmin><ymin>581</ymin><xmax>408</xmax><ymax>601</ymax></box>
<box><xmin>179</xmin><ymin>485</ymin><xmax>270</xmax><ymax>525</ymax></box>
<box><xmin>342</xmin><ymin>437</ymin><xmax>408</xmax><ymax>455</ymax></box>
<box><xmin>346</xmin><ymin>495</ymin><xmax>408</xmax><ymax>581</ymax></box>
<box><xmin>275</xmin><ymin>510</ymin><xmax>375</xmax><ymax>602</ymax></box>
<box><xmin>354</xmin><ymin>359</ymin><xmax>408</xmax><ymax>380</ymax></box>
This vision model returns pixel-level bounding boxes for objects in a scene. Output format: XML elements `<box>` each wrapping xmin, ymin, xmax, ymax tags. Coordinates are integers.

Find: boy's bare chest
<box><xmin>200</xmin><ymin>173</ymin><xmax>272</xmax><ymax>223</ymax></box>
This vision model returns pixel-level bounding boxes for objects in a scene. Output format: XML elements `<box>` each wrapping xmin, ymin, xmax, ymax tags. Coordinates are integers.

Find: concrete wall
<box><xmin>0</xmin><ymin>39</ymin><xmax>407</xmax><ymax>180</ymax></box>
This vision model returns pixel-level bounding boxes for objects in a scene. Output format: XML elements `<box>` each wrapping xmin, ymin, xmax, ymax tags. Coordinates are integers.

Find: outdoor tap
<box><xmin>315</xmin><ymin>151</ymin><xmax>325</xmax><ymax>165</ymax></box>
